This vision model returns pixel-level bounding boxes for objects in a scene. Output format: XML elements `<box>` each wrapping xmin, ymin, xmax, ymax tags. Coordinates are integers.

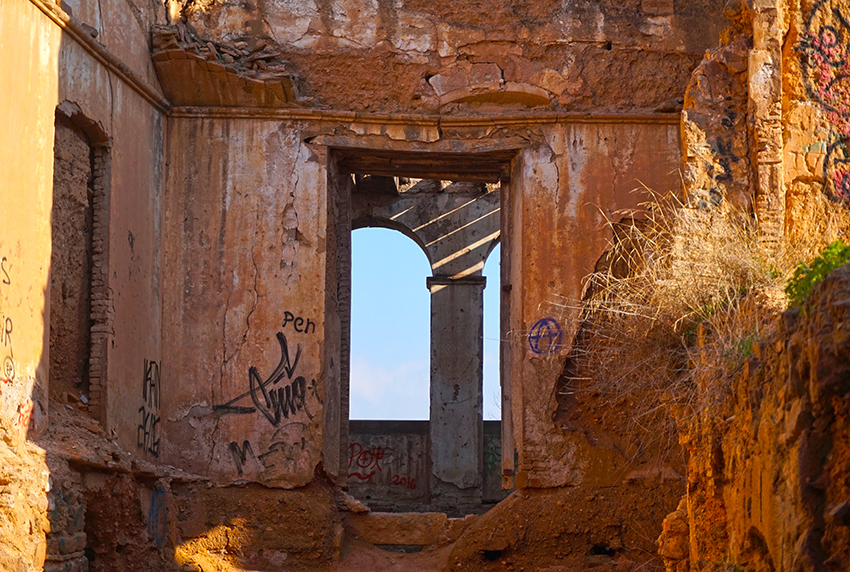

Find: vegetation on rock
<box><xmin>785</xmin><ymin>239</ymin><xmax>850</xmax><ymax>307</ymax></box>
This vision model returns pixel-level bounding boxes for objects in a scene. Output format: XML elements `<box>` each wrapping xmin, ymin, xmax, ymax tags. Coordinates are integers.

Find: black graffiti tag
<box><xmin>215</xmin><ymin>332</ymin><xmax>312</xmax><ymax>427</ymax></box>
<box><xmin>228</xmin><ymin>440</ymin><xmax>256</xmax><ymax>477</ymax></box>
<box><xmin>138</xmin><ymin>359</ymin><xmax>161</xmax><ymax>457</ymax></box>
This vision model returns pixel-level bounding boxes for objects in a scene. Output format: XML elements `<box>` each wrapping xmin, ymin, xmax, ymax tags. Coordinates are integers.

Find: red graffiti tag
<box><xmin>391</xmin><ymin>474</ymin><xmax>417</xmax><ymax>490</ymax></box>
<box><xmin>347</xmin><ymin>442</ymin><xmax>384</xmax><ymax>482</ymax></box>
<box><xmin>13</xmin><ymin>398</ymin><xmax>33</xmax><ymax>433</ymax></box>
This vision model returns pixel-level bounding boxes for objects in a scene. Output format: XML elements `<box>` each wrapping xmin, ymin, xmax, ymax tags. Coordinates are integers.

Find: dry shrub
<box><xmin>556</xmin><ymin>191</ymin><xmax>810</xmax><ymax>448</ymax></box>
<box><xmin>786</xmin><ymin>183</ymin><xmax>850</xmax><ymax>260</ymax></box>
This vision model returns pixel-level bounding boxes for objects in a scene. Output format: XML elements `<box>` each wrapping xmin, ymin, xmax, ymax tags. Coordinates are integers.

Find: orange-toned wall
<box><xmin>0</xmin><ymin>0</ymin><xmax>167</xmax><ymax>459</ymax></box>
<box><xmin>160</xmin><ymin>114</ymin><xmax>682</xmax><ymax>490</ymax></box>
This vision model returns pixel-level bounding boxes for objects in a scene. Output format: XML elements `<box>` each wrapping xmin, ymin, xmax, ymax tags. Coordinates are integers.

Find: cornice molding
<box><xmin>168</xmin><ymin>106</ymin><xmax>682</xmax><ymax>126</ymax></box>
<box><xmin>28</xmin><ymin>0</ymin><xmax>171</xmax><ymax>113</ymax></box>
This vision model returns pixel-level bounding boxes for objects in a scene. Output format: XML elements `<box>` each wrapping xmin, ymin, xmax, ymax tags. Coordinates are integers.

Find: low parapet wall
<box><xmin>347</xmin><ymin>420</ymin><xmax>509</xmax><ymax>514</ymax></box>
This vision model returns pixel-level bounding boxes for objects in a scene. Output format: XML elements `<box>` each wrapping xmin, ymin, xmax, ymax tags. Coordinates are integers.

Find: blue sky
<box><xmin>350</xmin><ymin>227</ymin><xmax>501</xmax><ymax>420</ymax></box>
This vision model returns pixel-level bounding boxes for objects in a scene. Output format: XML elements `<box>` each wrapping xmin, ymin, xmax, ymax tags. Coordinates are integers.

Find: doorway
<box><xmin>327</xmin><ymin>148</ymin><xmax>517</xmax><ymax>515</ymax></box>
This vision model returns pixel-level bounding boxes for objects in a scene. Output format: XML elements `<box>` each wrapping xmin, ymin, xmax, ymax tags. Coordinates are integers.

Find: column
<box><xmin>426</xmin><ymin>275</ymin><xmax>486</xmax><ymax>507</ymax></box>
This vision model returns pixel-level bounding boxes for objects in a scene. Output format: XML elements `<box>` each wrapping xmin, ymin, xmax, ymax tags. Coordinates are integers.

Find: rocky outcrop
<box><xmin>667</xmin><ymin>264</ymin><xmax>850</xmax><ymax>571</ymax></box>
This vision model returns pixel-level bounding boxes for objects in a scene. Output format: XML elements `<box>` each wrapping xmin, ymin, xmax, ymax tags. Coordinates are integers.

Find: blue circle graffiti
<box><xmin>528</xmin><ymin>318</ymin><xmax>562</xmax><ymax>355</ymax></box>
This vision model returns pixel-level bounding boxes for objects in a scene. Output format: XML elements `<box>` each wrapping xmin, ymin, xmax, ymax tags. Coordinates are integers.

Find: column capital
<box><xmin>426</xmin><ymin>275</ymin><xmax>487</xmax><ymax>290</ymax></box>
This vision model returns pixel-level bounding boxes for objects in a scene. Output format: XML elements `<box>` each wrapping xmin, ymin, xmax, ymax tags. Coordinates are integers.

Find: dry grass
<box><xmin>554</xmin><ymin>190</ymin><xmax>832</xmax><ymax>446</ymax></box>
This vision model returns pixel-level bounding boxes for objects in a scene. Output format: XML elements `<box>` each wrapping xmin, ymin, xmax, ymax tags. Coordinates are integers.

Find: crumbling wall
<box><xmin>508</xmin><ymin>122</ymin><xmax>682</xmax><ymax>489</ymax></box>
<box><xmin>168</xmin><ymin>0</ymin><xmax>730</xmax><ymax>114</ymax></box>
<box><xmin>51</xmin><ymin>118</ymin><xmax>93</xmax><ymax>403</ymax></box>
<box><xmin>0</xmin><ymin>2</ymin><xmax>62</xmax><ymax>566</ymax></box>
<box><xmin>1</xmin><ymin>0</ymin><xmax>170</xmax><ymax>568</ymax></box>
<box><xmin>161</xmin><ymin>118</ymin><xmax>327</xmax><ymax>487</ymax></box>
<box><xmin>680</xmin><ymin>1</ymin><xmax>753</xmax><ymax>210</ymax></box>
<box><xmin>160</xmin><ymin>115</ymin><xmax>684</xmax><ymax>493</ymax></box>
<box><xmin>656</xmin><ymin>3</ymin><xmax>850</xmax><ymax>569</ymax></box>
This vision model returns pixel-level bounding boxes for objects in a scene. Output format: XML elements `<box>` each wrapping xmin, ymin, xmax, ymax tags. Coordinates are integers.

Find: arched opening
<box><xmin>482</xmin><ymin>243</ymin><xmax>501</xmax><ymax>421</ymax></box>
<box><xmin>329</xmin><ymin>152</ymin><xmax>517</xmax><ymax>515</ymax></box>
<box><xmin>349</xmin><ymin>226</ymin><xmax>431</xmax><ymax>420</ymax></box>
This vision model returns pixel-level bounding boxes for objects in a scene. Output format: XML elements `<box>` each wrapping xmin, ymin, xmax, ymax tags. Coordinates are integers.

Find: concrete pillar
<box><xmin>426</xmin><ymin>275</ymin><xmax>486</xmax><ymax>506</ymax></box>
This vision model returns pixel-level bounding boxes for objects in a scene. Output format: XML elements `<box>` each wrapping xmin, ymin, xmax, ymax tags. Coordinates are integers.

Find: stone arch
<box><xmin>351</xmin><ymin>214</ymin><xmax>433</xmax><ymax>267</ymax></box>
<box><xmin>339</xmin><ymin>170</ymin><xmax>505</xmax><ymax>511</ymax></box>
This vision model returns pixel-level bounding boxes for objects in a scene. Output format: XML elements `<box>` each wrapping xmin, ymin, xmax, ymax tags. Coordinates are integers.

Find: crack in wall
<box><xmin>226</xmin><ymin>217</ymin><xmax>261</xmax><ymax>369</ymax></box>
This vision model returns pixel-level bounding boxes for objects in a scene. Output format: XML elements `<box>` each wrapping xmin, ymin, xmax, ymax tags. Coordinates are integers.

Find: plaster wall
<box><xmin>54</xmin><ymin>17</ymin><xmax>166</xmax><ymax>457</ymax></box>
<box><xmin>162</xmin><ymin>115</ymin><xmax>681</xmax><ymax>491</ymax></box>
<box><xmin>0</xmin><ymin>0</ymin><xmax>166</xmax><ymax>566</ymax></box>
<box><xmin>510</xmin><ymin>122</ymin><xmax>682</xmax><ymax>488</ymax></box>
<box><xmin>0</xmin><ymin>0</ymin><xmax>166</xmax><ymax>458</ymax></box>
<box><xmin>161</xmin><ymin>118</ymin><xmax>327</xmax><ymax>487</ymax></box>
<box><xmin>0</xmin><ymin>0</ymin><xmax>61</xmax><ymax>444</ymax></box>
<box><xmin>59</xmin><ymin>0</ymin><xmax>165</xmax><ymax>89</ymax></box>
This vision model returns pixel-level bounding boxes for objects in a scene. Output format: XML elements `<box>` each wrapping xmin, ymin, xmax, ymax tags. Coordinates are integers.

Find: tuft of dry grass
<box><xmin>554</xmin><ymin>190</ymin><xmax>826</xmax><ymax>448</ymax></box>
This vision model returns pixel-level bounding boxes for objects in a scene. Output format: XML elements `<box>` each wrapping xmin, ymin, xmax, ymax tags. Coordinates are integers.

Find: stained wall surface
<box><xmin>180</xmin><ymin>0</ymin><xmax>730</xmax><ymax>114</ymax></box>
<box><xmin>55</xmin><ymin>20</ymin><xmax>167</xmax><ymax>459</ymax></box>
<box><xmin>160</xmin><ymin>114</ymin><xmax>682</xmax><ymax>490</ymax></box>
<box><xmin>1</xmin><ymin>0</ymin><xmax>730</xmax><ymax>540</ymax></box>
<box><xmin>1</xmin><ymin>0</ymin><xmax>166</xmax><ymax>457</ymax></box>
<box><xmin>508</xmin><ymin>121</ymin><xmax>682</xmax><ymax>488</ymax></box>
<box><xmin>0</xmin><ymin>0</ymin><xmax>61</xmax><ymax>447</ymax></box>
<box><xmin>161</xmin><ymin>118</ymin><xmax>327</xmax><ymax>487</ymax></box>
<box><xmin>1</xmin><ymin>0</ymin><xmax>168</xmax><ymax>567</ymax></box>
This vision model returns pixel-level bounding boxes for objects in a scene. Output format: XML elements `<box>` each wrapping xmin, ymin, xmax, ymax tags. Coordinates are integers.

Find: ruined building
<box><xmin>1</xmin><ymin>0</ymin><xmax>850</xmax><ymax>570</ymax></box>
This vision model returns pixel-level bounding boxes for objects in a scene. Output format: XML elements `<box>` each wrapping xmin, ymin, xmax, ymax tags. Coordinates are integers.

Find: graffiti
<box><xmin>13</xmin><ymin>398</ymin><xmax>33</xmax><ymax>432</ymax></box>
<box><xmin>282</xmin><ymin>311</ymin><xmax>316</xmax><ymax>334</ymax></box>
<box><xmin>803</xmin><ymin>140</ymin><xmax>829</xmax><ymax>153</ymax></box>
<box><xmin>148</xmin><ymin>489</ymin><xmax>167</xmax><ymax>547</ymax></box>
<box><xmin>214</xmin><ymin>331</ymin><xmax>315</xmax><ymax>427</ymax></box>
<box><xmin>137</xmin><ymin>359</ymin><xmax>160</xmax><ymax>457</ymax></box>
<box><xmin>347</xmin><ymin>442</ymin><xmax>416</xmax><ymax>488</ymax></box>
<box><xmin>2</xmin><ymin>356</ymin><xmax>14</xmax><ymax>383</ymax></box>
<box><xmin>0</xmin><ymin>257</ymin><xmax>12</xmax><ymax>388</ymax></box>
<box><xmin>251</xmin><ymin>373</ymin><xmax>306</xmax><ymax>427</ymax></box>
<box><xmin>0</xmin><ymin>257</ymin><xmax>9</xmax><ymax>286</ymax></box>
<box><xmin>348</xmin><ymin>442</ymin><xmax>384</xmax><ymax>482</ymax></box>
<box><xmin>799</xmin><ymin>0</ymin><xmax>850</xmax><ymax>201</ymax></box>
<box><xmin>391</xmin><ymin>474</ymin><xmax>417</xmax><ymax>490</ymax></box>
<box><xmin>528</xmin><ymin>317</ymin><xmax>562</xmax><ymax>354</ymax></box>
<box><xmin>484</xmin><ymin>439</ymin><xmax>501</xmax><ymax>476</ymax></box>
<box><xmin>258</xmin><ymin>434</ymin><xmax>312</xmax><ymax>472</ymax></box>
<box><xmin>2</xmin><ymin>317</ymin><xmax>12</xmax><ymax>352</ymax></box>
<box><xmin>0</xmin><ymin>314</ymin><xmax>12</xmax><ymax>389</ymax></box>
<box><xmin>228</xmin><ymin>440</ymin><xmax>256</xmax><ymax>477</ymax></box>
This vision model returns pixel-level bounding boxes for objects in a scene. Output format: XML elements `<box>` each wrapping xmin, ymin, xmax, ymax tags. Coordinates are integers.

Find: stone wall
<box><xmin>177</xmin><ymin>0</ymin><xmax>730</xmax><ymax>114</ymax></box>
<box><xmin>784</xmin><ymin>0</ymin><xmax>850</xmax><ymax>242</ymax></box>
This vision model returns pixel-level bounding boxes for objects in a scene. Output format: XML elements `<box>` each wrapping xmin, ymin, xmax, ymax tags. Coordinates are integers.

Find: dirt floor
<box><xmin>18</xmin><ymin>397</ymin><xmax>682</xmax><ymax>572</ymax></box>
